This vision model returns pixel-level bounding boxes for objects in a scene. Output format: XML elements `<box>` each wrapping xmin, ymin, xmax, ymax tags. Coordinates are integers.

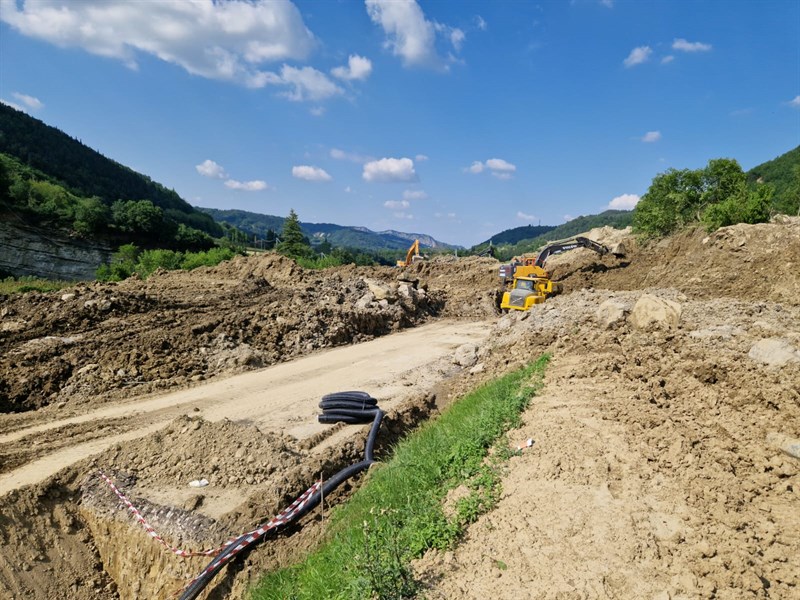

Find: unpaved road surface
<box><xmin>2</xmin><ymin>218</ymin><xmax>799</xmax><ymax>600</ymax></box>
<box><xmin>0</xmin><ymin>319</ymin><xmax>489</xmax><ymax>496</ymax></box>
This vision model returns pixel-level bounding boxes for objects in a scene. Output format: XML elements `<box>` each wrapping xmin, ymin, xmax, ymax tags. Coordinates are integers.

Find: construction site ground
<box><xmin>1</xmin><ymin>218</ymin><xmax>799</xmax><ymax>599</ymax></box>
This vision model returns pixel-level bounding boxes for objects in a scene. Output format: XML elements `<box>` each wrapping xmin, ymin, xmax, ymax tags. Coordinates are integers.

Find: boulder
<box><xmin>596</xmin><ymin>300</ymin><xmax>627</xmax><ymax>328</ymax></box>
<box><xmin>453</xmin><ymin>343</ymin><xmax>478</xmax><ymax>367</ymax></box>
<box><xmin>629</xmin><ymin>295</ymin><xmax>682</xmax><ymax>330</ymax></box>
<box><xmin>748</xmin><ymin>338</ymin><xmax>800</xmax><ymax>367</ymax></box>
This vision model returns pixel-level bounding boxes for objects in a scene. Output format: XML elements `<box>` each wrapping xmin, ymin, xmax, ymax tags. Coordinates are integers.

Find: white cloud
<box><xmin>449</xmin><ymin>28</ymin><xmax>465</xmax><ymax>51</ymax></box>
<box><xmin>485</xmin><ymin>158</ymin><xmax>516</xmax><ymax>172</ymax></box>
<box><xmin>310</xmin><ymin>106</ymin><xmax>325</xmax><ymax>117</ymax></box>
<box><xmin>608</xmin><ymin>194</ymin><xmax>640</xmax><ymax>209</ymax></box>
<box><xmin>661</xmin><ymin>55</ymin><xmax>674</xmax><ymax>64</ymax></box>
<box><xmin>624</xmin><ymin>45</ymin><xmax>652</xmax><ymax>68</ymax></box>
<box><xmin>393</xmin><ymin>211</ymin><xmax>414</xmax><ymax>219</ymax></box>
<box><xmin>672</xmin><ymin>38</ymin><xmax>712</xmax><ymax>52</ymax></box>
<box><xmin>788</xmin><ymin>95</ymin><xmax>800</xmax><ymax>108</ymax></box>
<box><xmin>330</xmin><ymin>147</ymin><xmax>373</xmax><ymax>163</ymax></box>
<box><xmin>363</xmin><ymin>157</ymin><xmax>418</xmax><ymax>182</ymax></box>
<box><xmin>475</xmin><ymin>16</ymin><xmax>487</xmax><ymax>31</ymax></box>
<box><xmin>403</xmin><ymin>189</ymin><xmax>428</xmax><ymax>200</ymax></box>
<box><xmin>384</xmin><ymin>199</ymin><xmax>410</xmax><ymax>209</ymax></box>
<box><xmin>600</xmin><ymin>0</ymin><xmax>614</xmax><ymax>7</ymax></box>
<box><xmin>331</xmin><ymin>54</ymin><xmax>373</xmax><ymax>81</ymax></box>
<box><xmin>415</xmin><ymin>154</ymin><xmax>429</xmax><ymax>162</ymax></box>
<box><xmin>467</xmin><ymin>158</ymin><xmax>517</xmax><ymax>178</ymax></box>
<box><xmin>11</xmin><ymin>92</ymin><xmax>43</xmax><ymax>110</ymax></box>
<box><xmin>435</xmin><ymin>212</ymin><xmax>457</xmax><ymax>219</ymax></box>
<box><xmin>365</xmin><ymin>0</ymin><xmax>462</xmax><ymax>69</ymax></box>
<box><xmin>225</xmin><ymin>179</ymin><xmax>268</xmax><ymax>191</ymax></box>
<box><xmin>641</xmin><ymin>130</ymin><xmax>662</xmax><ymax>143</ymax></box>
<box><xmin>269</xmin><ymin>65</ymin><xmax>343</xmax><ymax>101</ymax></box>
<box><xmin>344</xmin><ymin>186</ymin><xmax>352</xmax><ymax>193</ymax></box>
<box><xmin>467</xmin><ymin>161</ymin><xmax>484</xmax><ymax>174</ymax></box>
<box><xmin>195</xmin><ymin>159</ymin><xmax>227</xmax><ymax>179</ymax></box>
<box><xmin>517</xmin><ymin>211</ymin><xmax>536</xmax><ymax>221</ymax></box>
<box><xmin>0</xmin><ymin>0</ymin><xmax>316</xmax><ymax>87</ymax></box>
<box><xmin>292</xmin><ymin>165</ymin><xmax>332</xmax><ymax>181</ymax></box>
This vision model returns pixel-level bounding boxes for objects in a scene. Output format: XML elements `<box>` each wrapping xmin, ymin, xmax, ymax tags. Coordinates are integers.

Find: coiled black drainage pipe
<box><xmin>178</xmin><ymin>392</ymin><xmax>383</xmax><ymax>600</ymax></box>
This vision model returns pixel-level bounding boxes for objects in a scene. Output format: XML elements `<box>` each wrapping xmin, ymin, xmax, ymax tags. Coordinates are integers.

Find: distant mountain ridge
<box><xmin>199</xmin><ymin>207</ymin><xmax>458</xmax><ymax>251</ymax></box>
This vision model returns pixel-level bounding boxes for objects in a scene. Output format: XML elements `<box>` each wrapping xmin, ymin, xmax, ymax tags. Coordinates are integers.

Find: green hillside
<box><xmin>0</xmin><ymin>103</ymin><xmax>221</xmax><ymax>238</ymax></box>
<box><xmin>473</xmin><ymin>210</ymin><xmax>633</xmax><ymax>260</ymax></box>
<box><xmin>200</xmin><ymin>207</ymin><xmax>457</xmax><ymax>252</ymax></box>
<box><xmin>747</xmin><ymin>145</ymin><xmax>800</xmax><ymax>214</ymax></box>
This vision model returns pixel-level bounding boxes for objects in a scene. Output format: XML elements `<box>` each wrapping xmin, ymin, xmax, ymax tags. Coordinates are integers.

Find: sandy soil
<box><xmin>1</xmin><ymin>218</ymin><xmax>799</xmax><ymax>600</ymax></box>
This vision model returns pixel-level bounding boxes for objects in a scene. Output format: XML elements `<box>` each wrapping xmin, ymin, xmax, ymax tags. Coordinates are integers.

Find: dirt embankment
<box><xmin>1</xmin><ymin>218</ymin><xmax>799</xmax><ymax>600</ymax></box>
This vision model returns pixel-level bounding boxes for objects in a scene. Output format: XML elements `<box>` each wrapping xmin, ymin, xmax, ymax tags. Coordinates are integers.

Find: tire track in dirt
<box><xmin>0</xmin><ymin>319</ymin><xmax>490</xmax><ymax>496</ymax></box>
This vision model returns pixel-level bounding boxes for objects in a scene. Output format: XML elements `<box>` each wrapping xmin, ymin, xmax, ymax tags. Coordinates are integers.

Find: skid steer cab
<box><xmin>500</xmin><ymin>275</ymin><xmax>562</xmax><ymax>311</ymax></box>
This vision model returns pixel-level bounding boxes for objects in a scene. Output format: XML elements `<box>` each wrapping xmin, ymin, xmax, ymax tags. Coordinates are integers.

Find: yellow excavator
<box><xmin>396</xmin><ymin>239</ymin><xmax>425</xmax><ymax>267</ymax></box>
<box><xmin>499</xmin><ymin>236</ymin><xmax>625</xmax><ymax>311</ymax></box>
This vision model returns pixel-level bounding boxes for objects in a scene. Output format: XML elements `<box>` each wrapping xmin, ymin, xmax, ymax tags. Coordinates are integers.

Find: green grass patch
<box><xmin>252</xmin><ymin>356</ymin><xmax>549</xmax><ymax>600</ymax></box>
<box><xmin>0</xmin><ymin>275</ymin><xmax>74</xmax><ymax>295</ymax></box>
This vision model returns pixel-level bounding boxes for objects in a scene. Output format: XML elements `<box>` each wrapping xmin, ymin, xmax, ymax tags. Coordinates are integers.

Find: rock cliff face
<box><xmin>0</xmin><ymin>220</ymin><xmax>111</xmax><ymax>280</ymax></box>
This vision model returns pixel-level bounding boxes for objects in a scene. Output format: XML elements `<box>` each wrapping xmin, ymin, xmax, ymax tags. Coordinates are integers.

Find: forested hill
<box><xmin>473</xmin><ymin>210</ymin><xmax>633</xmax><ymax>259</ymax></box>
<box><xmin>0</xmin><ymin>103</ymin><xmax>219</xmax><ymax>235</ymax></box>
<box><xmin>747</xmin><ymin>145</ymin><xmax>800</xmax><ymax>213</ymax></box>
<box><xmin>200</xmin><ymin>207</ymin><xmax>457</xmax><ymax>251</ymax></box>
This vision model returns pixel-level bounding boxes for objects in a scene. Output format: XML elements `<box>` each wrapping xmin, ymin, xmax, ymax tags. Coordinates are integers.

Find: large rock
<box><xmin>363</xmin><ymin>278</ymin><xmax>396</xmax><ymax>301</ymax></box>
<box><xmin>453</xmin><ymin>343</ymin><xmax>478</xmax><ymax>367</ymax></box>
<box><xmin>748</xmin><ymin>339</ymin><xmax>800</xmax><ymax>367</ymax></box>
<box><xmin>596</xmin><ymin>300</ymin><xmax>627</xmax><ymax>328</ymax></box>
<box><xmin>629</xmin><ymin>295</ymin><xmax>682</xmax><ymax>330</ymax></box>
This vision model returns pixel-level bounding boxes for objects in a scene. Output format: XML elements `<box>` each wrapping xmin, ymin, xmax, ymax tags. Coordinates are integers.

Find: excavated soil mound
<box><xmin>417</xmin><ymin>286</ymin><xmax>800</xmax><ymax>599</ymax></box>
<box><xmin>1</xmin><ymin>218</ymin><xmax>799</xmax><ymax>600</ymax></box>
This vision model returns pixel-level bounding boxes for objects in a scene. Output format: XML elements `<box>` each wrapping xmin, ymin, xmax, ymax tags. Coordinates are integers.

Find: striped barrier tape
<box><xmin>180</xmin><ymin>479</ymin><xmax>322</xmax><ymax>594</ymax></box>
<box><xmin>97</xmin><ymin>470</ymin><xmax>321</xmax><ymax>561</ymax></box>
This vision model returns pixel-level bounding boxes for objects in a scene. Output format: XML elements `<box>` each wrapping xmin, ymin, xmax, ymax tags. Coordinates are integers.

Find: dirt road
<box><xmin>0</xmin><ymin>318</ymin><xmax>489</xmax><ymax>497</ymax></box>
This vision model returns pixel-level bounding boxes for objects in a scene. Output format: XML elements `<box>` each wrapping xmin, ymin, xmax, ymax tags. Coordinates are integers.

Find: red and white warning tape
<box><xmin>97</xmin><ymin>470</ymin><xmax>321</xmax><ymax>560</ymax></box>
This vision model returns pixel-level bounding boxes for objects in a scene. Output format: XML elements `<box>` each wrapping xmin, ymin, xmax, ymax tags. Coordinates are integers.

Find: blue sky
<box><xmin>1</xmin><ymin>0</ymin><xmax>798</xmax><ymax>247</ymax></box>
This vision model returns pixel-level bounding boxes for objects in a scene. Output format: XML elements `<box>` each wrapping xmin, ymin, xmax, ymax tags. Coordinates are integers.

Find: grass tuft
<box><xmin>251</xmin><ymin>355</ymin><xmax>549</xmax><ymax>599</ymax></box>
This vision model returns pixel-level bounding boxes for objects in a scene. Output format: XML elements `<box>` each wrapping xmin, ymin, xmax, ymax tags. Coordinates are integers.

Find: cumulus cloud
<box><xmin>517</xmin><ymin>211</ymin><xmax>536</xmax><ymax>221</ymax></box>
<box><xmin>641</xmin><ymin>130</ymin><xmax>662</xmax><ymax>143</ymax></box>
<box><xmin>196</xmin><ymin>159</ymin><xmax>227</xmax><ymax>179</ymax></box>
<box><xmin>292</xmin><ymin>165</ymin><xmax>332</xmax><ymax>181</ymax></box>
<box><xmin>365</xmin><ymin>0</ymin><xmax>463</xmax><ymax>69</ymax></box>
<box><xmin>384</xmin><ymin>199</ymin><xmax>410</xmax><ymax>209</ymax></box>
<box><xmin>0</xmin><ymin>0</ymin><xmax>316</xmax><ymax>87</ymax></box>
<box><xmin>672</xmin><ymin>38</ymin><xmax>712</xmax><ymax>52</ymax></box>
<box><xmin>624</xmin><ymin>45</ymin><xmax>652</xmax><ymax>67</ymax></box>
<box><xmin>608</xmin><ymin>194</ymin><xmax>640</xmax><ymax>210</ymax></box>
<box><xmin>363</xmin><ymin>157</ymin><xmax>418</xmax><ymax>182</ymax></box>
<box><xmin>225</xmin><ymin>179</ymin><xmax>268</xmax><ymax>191</ymax></box>
<box><xmin>330</xmin><ymin>148</ymin><xmax>373</xmax><ymax>163</ymax></box>
<box><xmin>263</xmin><ymin>65</ymin><xmax>343</xmax><ymax>101</ymax></box>
<box><xmin>331</xmin><ymin>54</ymin><xmax>373</xmax><ymax>81</ymax></box>
<box><xmin>467</xmin><ymin>158</ymin><xmax>517</xmax><ymax>179</ymax></box>
<box><xmin>403</xmin><ymin>189</ymin><xmax>428</xmax><ymax>200</ymax></box>
<box><xmin>788</xmin><ymin>95</ymin><xmax>800</xmax><ymax>108</ymax></box>
<box><xmin>467</xmin><ymin>161</ymin><xmax>484</xmax><ymax>174</ymax></box>
<box><xmin>11</xmin><ymin>92</ymin><xmax>43</xmax><ymax>110</ymax></box>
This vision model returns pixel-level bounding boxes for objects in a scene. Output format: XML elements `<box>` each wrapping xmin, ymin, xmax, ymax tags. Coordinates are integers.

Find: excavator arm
<box><xmin>534</xmin><ymin>236</ymin><xmax>624</xmax><ymax>268</ymax></box>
